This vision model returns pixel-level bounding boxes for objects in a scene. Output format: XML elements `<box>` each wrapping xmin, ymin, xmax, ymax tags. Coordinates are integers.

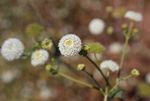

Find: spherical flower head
<box><xmin>58</xmin><ymin>34</ymin><xmax>82</xmax><ymax>57</ymax></box>
<box><xmin>109</xmin><ymin>42</ymin><xmax>122</xmax><ymax>54</ymax></box>
<box><xmin>1</xmin><ymin>38</ymin><xmax>24</xmax><ymax>61</ymax></box>
<box><xmin>100</xmin><ymin>60</ymin><xmax>119</xmax><ymax>72</ymax></box>
<box><xmin>31</xmin><ymin>49</ymin><xmax>49</xmax><ymax>67</ymax></box>
<box><xmin>89</xmin><ymin>18</ymin><xmax>105</xmax><ymax>35</ymax></box>
<box><xmin>124</xmin><ymin>11</ymin><xmax>143</xmax><ymax>22</ymax></box>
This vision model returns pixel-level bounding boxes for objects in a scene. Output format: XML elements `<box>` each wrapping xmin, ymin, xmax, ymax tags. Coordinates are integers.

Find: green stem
<box><xmin>85</xmin><ymin>55</ymin><xmax>111</xmax><ymax>87</ymax></box>
<box><xmin>104</xmin><ymin>87</ymin><xmax>108</xmax><ymax>101</ymax></box>
<box><xmin>58</xmin><ymin>72</ymin><xmax>99</xmax><ymax>91</ymax></box>
<box><xmin>118</xmin><ymin>22</ymin><xmax>134</xmax><ymax>77</ymax></box>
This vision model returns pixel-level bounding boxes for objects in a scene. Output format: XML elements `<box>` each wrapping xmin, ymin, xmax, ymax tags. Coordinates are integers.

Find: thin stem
<box><xmin>118</xmin><ymin>22</ymin><xmax>134</xmax><ymax>77</ymax></box>
<box><xmin>104</xmin><ymin>87</ymin><xmax>108</xmax><ymax>101</ymax></box>
<box><xmin>85</xmin><ymin>55</ymin><xmax>111</xmax><ymax>87</ymax></box>
<box><xmin>58</xmin><ymin>72</ymin><xmax>99</xmax><ymax>91</ymax></box>
<box><xmin>83</xmin><ymin>70</ymin><xmax>101</xmax><ymax>89</ymax></box>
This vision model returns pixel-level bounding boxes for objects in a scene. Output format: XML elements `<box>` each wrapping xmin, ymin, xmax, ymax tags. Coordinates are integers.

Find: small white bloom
<box><xmin>1</xmin><ymin>38</ymin><xmax>24</xmax><ymax>61</ymax></box>
<box><xmin>40</xmin><ymin>88</ymin><xmax>52</xmax><ymax>100</ymax></box>
<box><xmin>1</xmin><ymin>69</ymin><xmax>19</xmax><ymax>83</ymax></box>
<box><xmin>100</xmin><ymin>60</ymin><xmax>119</xmax><ymax>72</ymax></box>
<box><xmin>31</xmin><ymin>49</ymin><xmax>49</xmax><ymax>67</ymax></box>
<box><xmin>58</xmin><ymin>34</ymin><xmax>82</xmax><ymax>57</ymax></box>
<box><xmin>145</xmin><ymin>73</ymin><xmax>150</xmax><ymax>84</ymax></box>
<box><xmin>108</xmin><ymin>42</ymin><xmax>122</xmax><ymax>54</ymax></box>
<box><xmin>89</xmin><ymin>18</ymin><xmax>105</xmax><ymax>35</ymax></box>
<box><xmin>124</xmin><ymin>11</ymin><xmax>143</xmax><ymax>22</ymax></box>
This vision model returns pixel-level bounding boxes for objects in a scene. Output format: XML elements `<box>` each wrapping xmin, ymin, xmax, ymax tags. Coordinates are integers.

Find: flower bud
<box><xmin>45</xmin><ymin>64</ymin><xmax>58</xmax><ymax>75</ymax></box>
<box><xmin>41</xmin><ymin>38</ymin><xmax>53</xmax><ymax>50</ymax></box>
<box><xmin>45</xmin><ymin>64</ymin><xmax>52</xmax><ymax>72</ymax></box>
<box><xmin>77</xmin><ymin>64</ymin><xmax>85</xmax><ymax>71</ymax></box>
<box><xmin>131</xmin><ymin>69</ymin><xmax>140</xmax><ymax>77</ymax></box>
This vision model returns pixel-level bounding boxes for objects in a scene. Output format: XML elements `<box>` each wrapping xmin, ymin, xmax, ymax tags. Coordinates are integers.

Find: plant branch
<box><xmin>85</xmin><ymin>55</ymin><xmax>111</xmax><ymax>87</ymax></box>
<box><xmin>118</xmin><ymin>22</ymin><xmax>134</xmax><ymax>77</ymax></box>
<box><xmin>58</xmin><ymin>72</ymin><xmax>100</xmax><ymax>91</ymax></box>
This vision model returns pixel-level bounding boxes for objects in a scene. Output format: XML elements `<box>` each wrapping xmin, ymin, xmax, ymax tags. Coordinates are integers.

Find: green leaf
<box><xmin>138</xmin><ymin>83</ymin><xmax>150</xmax><ymax>97</ymax></box>
<box><xmin>85</xmin><ymin>42</ymin><xmax>105</xmax><ymax>53</ymax></box>
<box><xmin>109</xmin><ymin>88</ymin><xmax>124</xmax><ymax>99</ymax></box>
<box><xmin>25</xmin><ymin>23</ymin><xmax>45</xmax><ymax>37</ymax></box>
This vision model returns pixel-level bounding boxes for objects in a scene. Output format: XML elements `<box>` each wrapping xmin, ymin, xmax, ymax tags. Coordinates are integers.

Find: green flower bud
<box><xmin>121</xmin><ymin>23</ymin><xmax>128</xmax><ymax>29</ymax></box>
<box><xmin>45</xmin><ymin>64</ymin><xmax>58</xmax><ymax>75</ymax></box>
<box><xmin>131</xmin><ymin>69</ymin><xmax>140</xmax><ymax>77</ymax></box>
<box><xmin>132</xmin><ymin>28</ymin><xmax>139</xmax><ymax>34</ymax></box>
<box><xmin>106</xmin><ymin>6</ymin><xmax>113</xmax><ymax>13</ymax></box>
<box><xmin>41</xmin><ymin>38</ymin><xmax>53</xmax><ymax>50</ymax></box>
<box><xmin>77</xmin><ymin>64</ymin><xmax>85</xmax><ymax>71</ymax></box>
<box><xmin>106</xmin><ymin>26</ymin><xmax>114</xmax><ymax>35</ymax></box>
<box><xmin>45</xmin><ymin>64</ymin><xmax>52</xmax><ymax>71</ymax></box>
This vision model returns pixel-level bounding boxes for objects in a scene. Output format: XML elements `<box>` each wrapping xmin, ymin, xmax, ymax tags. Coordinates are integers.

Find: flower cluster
<box><xmin>0</xmin><ymin>9</ymin><xmax>142</xmax><ymax>100</ymax></box>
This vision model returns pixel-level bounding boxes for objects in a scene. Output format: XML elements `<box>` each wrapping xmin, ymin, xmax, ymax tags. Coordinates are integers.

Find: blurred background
<box><xmin>0</xmin><ymin>0</ymin><xmax>149</xmax><ymax>101</ymax></box>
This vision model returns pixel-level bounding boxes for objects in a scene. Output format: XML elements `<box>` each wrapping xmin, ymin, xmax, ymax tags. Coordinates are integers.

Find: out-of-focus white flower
<box><xmin>1</xmin><ymin>69</ymin><xmax>19</xmax><ymax>83</ymax></box>
<box><xmin>40</xmin><ymin>88</ymin><xmax>51</xmax><ymax>100</ymax></box>
<box><xmin>108</xmin><ymin>42</ymin><xmax>122</xmax><ymax>54</ymax></box>
<box><xmin>145</xmin><ymin>73</ymin><xmax>150</xmax><ymax>84</ymax></box>
<box><xmin>20</xmin><ymin>82</ymin><xmax>34</xmax><ymax>98</ymax></box>
<box><xmin>1</xmin><ymin>38</ymin><xmax>24</xmax><ymax>61</ymax></box>
<box><xmin>100</xmin><ymin>60</ymin><xmax>119</xmax><ymax>72</ymax></box>
<box><xmin>88</xmin><ymin>18</ymin><xmax>105</xmax><ymax>35</ymax></box>
<box><xmin>39</xmin><ymin>87</ymin><xmax>57</xmax><ymax>100</ymax></box>
<box><xmin>58</xmin><ymin>34</ymin><xmax>82</xmax><ymax>57</ymax></box>
<box><xmin>124</xmin><ymin>11</ymin><xmax>143</xmax><ymax>22</ymax></box>
<box><xmin>31</xmin><ymin>49</ymin><xmax>49</xmax><ymax>67</ymax></box>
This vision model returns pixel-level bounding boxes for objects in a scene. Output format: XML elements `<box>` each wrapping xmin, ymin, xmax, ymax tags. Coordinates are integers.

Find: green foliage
<box><xmin>108</xmin><ymin>88</ymin><xmax>124</xmax><ymax>99</ymax></box>
<box><xmin>85</xmin><ymin>42</ymin><xmax>105</xmax><ymax>53</ymax></box>
<box><xmin>138</xmin><ymin>83</ymin><xmax>150</xmax><ymax>97</ymax></box>
<box><xmin>25</xmin><ymin>23</ymin><xmax>45</xmax><ymax>37</ymax></box>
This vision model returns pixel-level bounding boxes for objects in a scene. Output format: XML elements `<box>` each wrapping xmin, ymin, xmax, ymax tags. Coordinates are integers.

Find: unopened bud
<box><xmin>131</xmin><ymin>69</ymin><xmax>140</xmax><ymax>77</ymax></box>
<box><xmin>77</xmin><ymin>64</ymin><xmax>85</xmax><ymax>71</ymax></box>
<box><xmin>41</xmin><ymin>38</ymin><xmax>53</xmax><ymax>50</ymax></box>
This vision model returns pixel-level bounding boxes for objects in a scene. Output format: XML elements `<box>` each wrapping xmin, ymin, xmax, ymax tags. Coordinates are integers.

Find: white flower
<box><xmin>100</xmin><ymin>60</ymin><xmax>119</xmax><ymax>72</ymax></box>
<box><xmin>108</xmin><ymin>42</ymin><xmax>122</xmax><ymax>54</ymax></box>
<box><xmin>1</xmin><ymin>69</ymin><xmax>19</xmax><ymax>83</ymax></box>
<box><xmin>1</xmin><ymin>38</ymin><xmax>24</xmax><ymax>61</ymax></box>
<box><xmin>88</xmin><ymin>18</ymin><xmax>105</xmax><ymax>35</ymax></box>
<box><xmin>124</xmin><ymin>11</ymin><xmax>143</xmax><ymax>22</ymax></box>
<box><xmin>31</xmin><ymin>49</ymin><xmax>49</xmax><ymax>66</ymax></box>
<box><xmin>145</xmin><ymin>73</ymin><xmax>150</xmax><ymax>84</ymax></box>
<box><xmin>58</xmin><ymin>34</ymin><xmax>82</xmax><ymax>57</ymax></box>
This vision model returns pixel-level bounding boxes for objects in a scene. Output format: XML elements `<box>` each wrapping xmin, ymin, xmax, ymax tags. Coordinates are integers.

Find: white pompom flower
<box><xmin>108</xmin><ymin>42</ymin><xmax>122</xmax><ymax>54</ymax></box>
<box><xmin>31</xmin><ymin>49</ymin><xmax>49</xmax><ymax>67</ymax></box>
<box><xmin>100</xmin><ymin>60</ymin><xmax>119</xmax><ymax>72</ymax></box>
<box><xmin>124</xmin><ymin>11</ymin><xmax>143</xmax><ymax>22</ymax></box>
<box><xmin>58</xmin><ymin>34</ymin><xmax>82</xmax><ymax>57</ymax></box>
<box><xmin>1</xmin><ymin>38</ymin><xmax>24</xmax><ymax>61</ymax></box>
<box><xmin>88</xmin><ymin>18</ymin><xmax>105</xmax><ymax>35</ymax></box>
